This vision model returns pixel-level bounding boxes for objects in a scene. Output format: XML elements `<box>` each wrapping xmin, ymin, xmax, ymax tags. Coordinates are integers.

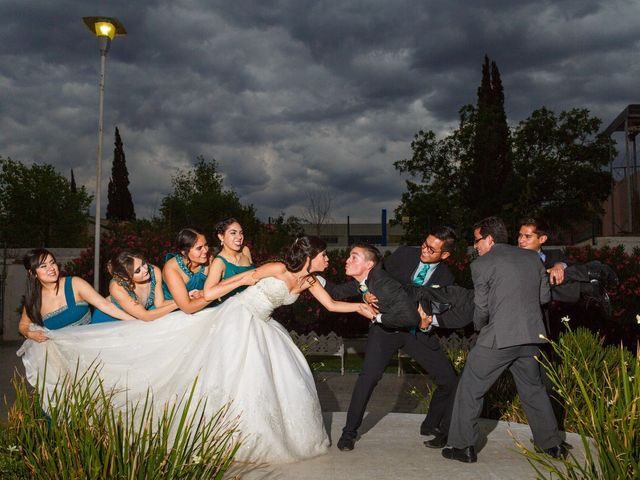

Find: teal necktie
<box><xmin>413</xmin><ymin>263</ymin><xmax>430</xmax><ymax>285</ymax></box>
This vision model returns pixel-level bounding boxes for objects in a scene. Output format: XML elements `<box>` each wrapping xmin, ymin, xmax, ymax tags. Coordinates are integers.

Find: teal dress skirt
<box><xmin>215</xmin><ymin>255</ymin><xmax>255</xmax><ymax>303</ymax></box>
<box><xmin>91</xmin><ymin>265</ymin><xmax>158</xmax><ymax>324</ymax></box>
<box><xmin>43</xmin><ymin>277</ymin><xmax>91</xmax><ymax>329</ymax></box>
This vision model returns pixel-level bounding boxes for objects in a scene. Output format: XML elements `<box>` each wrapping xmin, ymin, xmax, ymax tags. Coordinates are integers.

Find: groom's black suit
<box><xmin>326</xmin><ymin>246</ymin><xmax>459</xmax><ymax>440</ymax></box>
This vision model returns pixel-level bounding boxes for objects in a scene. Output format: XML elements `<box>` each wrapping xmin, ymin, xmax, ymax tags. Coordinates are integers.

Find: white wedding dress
<box><xmin>18</xmin><ymin>277</ymin><xmax>329</xmax><ymax>464</ymax></box>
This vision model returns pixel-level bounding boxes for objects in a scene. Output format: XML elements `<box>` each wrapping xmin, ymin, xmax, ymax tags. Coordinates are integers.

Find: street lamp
<box><xmin>82</xmin><ymin>16</ymin><xmax>127</xmax><ymax>290</ymax></box>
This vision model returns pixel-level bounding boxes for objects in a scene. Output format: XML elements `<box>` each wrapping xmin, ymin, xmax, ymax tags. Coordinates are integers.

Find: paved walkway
<box><xmin>1</xmin><ymin>341</ymin><xmax>585</xmax><ymax>479</ymax></box>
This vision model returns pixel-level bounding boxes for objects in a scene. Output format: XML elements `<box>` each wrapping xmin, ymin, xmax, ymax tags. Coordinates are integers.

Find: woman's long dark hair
<box><xmin>107</xmin><ymin>250</ymin><xmax>146</xmax><ymax>296</ymax></box>
<box><xmin>283</xmin><ymin>236</ymin><xmax>327</xmax><ymax>273</ymax></box>
<box><xmin>23</xmin><ymin>248</ymin><xmax>59</xmax><ymax>326</ymax></box>
<box><xmin>176</xmin><ymin>227</ymin><xmax>208</xmax><ymax>270</ymax></box>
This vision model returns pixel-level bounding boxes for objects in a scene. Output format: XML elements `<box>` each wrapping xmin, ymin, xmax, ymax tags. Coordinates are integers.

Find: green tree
<box><xmin>106</xmin><ymin>127</ymin><xmax>135</xmax><ymax>222</ymax></box>
<box><xmin>159</xmin><ymin>156</ymin><xmax>259</xmax><ymax>236</ymax></box>
<box><xmin>465</xmin><ymin>56</ymin><xmax>512</xmax><ymax>219</ymax></box>
<box><xmin>394</xmin><ymin>57</ymin><xmax>612</xmax><ymax>241</ymax></box>
<box><xmin>394</xmin><ymin>105</ymin><xmax>475</xmax><ymax>243</ymax></box>
<box><xmin>0</xmin><ymin>157</ymin><xmax>92</xmax><ymax>247</ymax></box>
<box><xmin>511</xmin><ymin>107</ymin><xmax>614</xmax><ymax>237</ymax></box>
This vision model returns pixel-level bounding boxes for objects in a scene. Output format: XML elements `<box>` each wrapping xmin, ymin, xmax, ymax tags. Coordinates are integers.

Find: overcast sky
<box><xmin>1</xmin><ymin>0</ymin><xmax>638</xmax><ymax>223</ymax></box>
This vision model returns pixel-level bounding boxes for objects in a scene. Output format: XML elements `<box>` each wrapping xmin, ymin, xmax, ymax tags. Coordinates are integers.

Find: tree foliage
<box><xmin>0</xmin><ymin>157</ymin><xmax>92</xmax><ymax>247</ymax></box>
<box><xmin>159</xmin><ymin>156</ymin><xmax>259</xmax><ymax>236</ymax></box>
<box><xmin>106</xmin><ymin>127</ymin><xmax>135</xmax><ymax>222</ymax></box>
<box><xmin>394</xmin><ymin>57</ymin><xmax>613</xmax><ymax>243</ymax></box>
<box><xmin>466</xmin><ymin>56</ymin><xmax>512</xmax><ymax>219</ymax></box>
<box><xmin>511</xmin><ymin>107</ymin><xmax>613</xmax><ymax>238</ymax></box>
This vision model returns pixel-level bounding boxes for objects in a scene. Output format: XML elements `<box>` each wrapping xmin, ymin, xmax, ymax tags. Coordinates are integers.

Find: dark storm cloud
<box><xmin>1</xmin><ymin>0</ymin><xmax>638</xmax><ymax>223</ymax></box>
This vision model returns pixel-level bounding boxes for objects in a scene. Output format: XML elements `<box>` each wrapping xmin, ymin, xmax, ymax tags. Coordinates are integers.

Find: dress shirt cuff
<box><xmin>374</xmin><ymin>314</ymin><xmax>382</xmax><ymax>324</ymax></box>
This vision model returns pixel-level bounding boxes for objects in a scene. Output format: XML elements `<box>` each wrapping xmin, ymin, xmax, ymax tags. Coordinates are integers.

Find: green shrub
<box><xmin>518</xmin><ymin>325</ymin><xmax>639</xmax><ymax>479</ymax></box>
<box><xmin>8</xmin><ymin>364</ymin><xmax>240</xmax><ymax>479</ymax></box>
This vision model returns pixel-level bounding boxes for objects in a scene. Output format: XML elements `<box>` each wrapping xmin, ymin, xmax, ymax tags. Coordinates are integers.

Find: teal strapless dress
<box><xmin>43</xmin><ymin>277</ymin><xmax>91</xmax><ymax>329</ymax></box>
<box><xmin>91</xmin><ymin>265</ymin><xmax>158</xmax><ymax>323</ymax></box>
<box><xmin>215</xmin><ymin>256</ymin><xmax>255</xmax><ymax>303</ymax></box>
<box><xmin>161</xmin><ymin>253</ymin><xmax>208</xmax><ymax>300</ymax></box>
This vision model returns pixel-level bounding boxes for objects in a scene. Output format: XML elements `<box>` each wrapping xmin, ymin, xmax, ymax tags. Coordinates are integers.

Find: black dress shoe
<box><xmin>442</xmin><ymin>445</ymin><xmax>477</xmax><ymax>463</ymax></box>
<box><xmin>420</xmin><ymin>424</ymin><xmax>443</xmax><ymax>436</ymax></box>
<box><xmin>424</xmin><ymin>433</ymin><xmax>447</xmax><ymax>449</ymax></box>
<box><xmin>537</xmin><ymin>443</ymin><xmax>568</xmax><ymax>459</ymax></box>
<box><xmin>337</xmin><ymin>435</ymin><xmax>355</xmax><ymax>451</ymax></box>
<box><xmin>419</xmin><ymin>300</ymin><xmax>451</xmax><ymax>316</ymax></box>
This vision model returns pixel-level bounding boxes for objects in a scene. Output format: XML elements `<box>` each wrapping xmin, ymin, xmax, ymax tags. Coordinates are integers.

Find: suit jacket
<box><xmin>540</xmin><ymin>248</ymin><xmax>568</xmax><ymax>270</ymax></box>
<box><xmin>324</xmin><ymin>265</ymin><xmax>421</xmax><ymax>330</ymax></box>
<box><xmin>325</xmin><ymin>246</ymin><xmax>458</xmax><ymax>329</ymax></box>
<box><xmin>471</xmin><ymin>244</ymin><xmax>550</xmax><ymax>349</ymax></box>
<box><xmin>383</xmin><ymin>246</ymin><xmax>456</xmax><ymax>288</ymax></box>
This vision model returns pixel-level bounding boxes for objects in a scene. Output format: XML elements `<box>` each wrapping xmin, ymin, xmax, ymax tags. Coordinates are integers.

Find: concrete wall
<box><xmin>2</xmin><ymin>248</ymin><xmax>83</xmax><ymax>341</ymax></box>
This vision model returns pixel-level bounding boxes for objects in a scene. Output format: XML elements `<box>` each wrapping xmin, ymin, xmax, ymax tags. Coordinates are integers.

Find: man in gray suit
<box><xmin>442</xmin><ymin>217</ymin><xmax>566</xmax><ymax>463</ymax></box>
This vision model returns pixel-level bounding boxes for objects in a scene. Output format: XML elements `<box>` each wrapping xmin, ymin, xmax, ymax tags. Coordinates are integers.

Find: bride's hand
<box><xmin>363</xmin><ymin>292</ymin><xmax>378</xmax><ymax>307</ymax></box>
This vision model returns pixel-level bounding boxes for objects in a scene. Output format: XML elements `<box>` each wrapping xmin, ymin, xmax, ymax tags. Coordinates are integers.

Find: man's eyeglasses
<box><xmin>421</xmin><ymin>242</ymin><xmax>442</xmax><ymax>255</ymax></box>
<box><xmin>473</xmin><ymin>236</ymin><xmax>486</xmax><ymax>245</ymax></box>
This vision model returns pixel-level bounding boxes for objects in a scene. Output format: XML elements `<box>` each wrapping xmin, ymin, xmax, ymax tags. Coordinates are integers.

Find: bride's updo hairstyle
<box><xmin>283</xmin><ymin>236</ymin><xmax>327</xmax><ymax>273</ymax></box>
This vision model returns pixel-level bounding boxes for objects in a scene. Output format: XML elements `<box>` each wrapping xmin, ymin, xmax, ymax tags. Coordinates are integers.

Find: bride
<box><xmin>18</xmin><ymin>236</ymin><xmax>376</xmax><ymax>464</ymax></box>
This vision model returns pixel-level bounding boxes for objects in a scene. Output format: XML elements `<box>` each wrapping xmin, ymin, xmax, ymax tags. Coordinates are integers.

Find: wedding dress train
<box><xmin>18</xmin><ymin>277</ymin><xmax>329</xmax><ymax>464</ymax></box>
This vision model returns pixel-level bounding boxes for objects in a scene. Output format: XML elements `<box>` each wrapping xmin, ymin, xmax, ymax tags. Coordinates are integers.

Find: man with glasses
<box><xmin>442</xmin><ymin>217</ymin><xmax>566</xmax><ymax>463</ymax></box>
<box><xmin>326</xmin><ymin>227</ymin><xmax>460</xmax><ymax>451</ymax></box>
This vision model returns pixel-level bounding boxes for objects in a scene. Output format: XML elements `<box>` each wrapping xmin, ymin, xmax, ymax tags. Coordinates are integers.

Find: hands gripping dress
<box><xmin>18</xmin><ymin>277</ymin><xmax>329</xmax><ymax>464</ymax></box>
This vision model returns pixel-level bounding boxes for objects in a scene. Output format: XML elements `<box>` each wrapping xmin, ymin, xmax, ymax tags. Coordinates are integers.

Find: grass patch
<box><xmin>6</xmin><ymin>362</ymin><xmax>241</xmax><ymax>479</ymax></box>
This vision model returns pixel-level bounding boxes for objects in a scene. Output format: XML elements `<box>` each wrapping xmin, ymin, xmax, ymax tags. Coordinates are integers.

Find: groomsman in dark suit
<box><xmin>517</xmin><ymin>218</ymin><xmax>616</xmax><ymax>321</ymax></box>
<box><xmin>442</xmin><ymin>217</ymin><xmax>566</xmax><ymax>463</ymax></box>
<box><xmin>328</xmin><ymin>228</ymin><xmax>459</xmax><ymax>451</ymax></box>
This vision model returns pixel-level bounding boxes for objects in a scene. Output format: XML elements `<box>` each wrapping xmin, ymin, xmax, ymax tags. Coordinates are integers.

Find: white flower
<box><xmin>561</xmin><ymin>316</ymin><xmax>570</xmax><ymax>324</ymax></box>
<box><xmin>431</xmin><ymin>284</ymin><xmax>440</xmax><ymax>289</ymax></box>
<box><xmin>7</xmin><ymin>445</ymin><xmax>19</xmax><ymax>454</ymax></box>
<box><xmin>636</xmin><ymin>314</ymin><xmax>640</xmax><ymax>325</ymax></box>
<box><xmin>607</xmin><ymin>399</ymin><xmax>614</xmax><ymax>406</ymax></box>
<box><xmin>191</xmin><ymin>454</ymin><xmax>202</xmax><ymax>465</ymax></box>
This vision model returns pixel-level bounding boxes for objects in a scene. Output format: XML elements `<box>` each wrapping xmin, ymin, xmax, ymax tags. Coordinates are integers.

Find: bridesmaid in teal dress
<box><xmin>92</xmin><ymin>251</ymin><xmax>177</xmax><ymax>323</ymax></box>
<box><xmin>161</xmin><ymin>228</ymin><xmax>213</xmax><ymax>313</ymax></box>
<box><xmin>204</xmin><ymin>218</ymin><xmax>255</xmax><ymax>303</ymax></box>
<box><xmin>18</xmin><ymin>249</ymin><xmax>135</xmax><ymax>343</ymax></box>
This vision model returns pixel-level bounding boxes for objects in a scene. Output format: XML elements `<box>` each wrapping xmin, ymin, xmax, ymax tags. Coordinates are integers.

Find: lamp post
<box><xmin>82</xmin><ymin>16</ymin><xmax>127</xmax><ymax>290</ymax></box>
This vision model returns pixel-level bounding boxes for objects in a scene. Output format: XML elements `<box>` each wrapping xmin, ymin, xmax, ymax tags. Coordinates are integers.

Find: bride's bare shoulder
<box><xmin>254</xmin><ymin>262</ymin><xmax>287</xmax><ymax>277</ymax></box>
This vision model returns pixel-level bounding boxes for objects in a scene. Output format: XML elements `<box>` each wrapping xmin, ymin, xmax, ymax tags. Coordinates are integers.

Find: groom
<box><xmin>326</xmin><ymin>241</ymin><xmax>458</xmax><ymax>451</ymax></box>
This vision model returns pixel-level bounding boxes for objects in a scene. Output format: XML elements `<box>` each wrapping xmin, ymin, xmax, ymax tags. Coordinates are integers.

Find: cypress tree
<box><xmin>465</xmin><ymin>55</ymin><xmax>512</xmax><ymax>219</ymax></box>
<box><xmin>106</xmin><ymin>126</ymin><xmax>136</xmax><ymax>221</ymax></box>
<box><xmin>70</xmin><ymin>169</ymin><xmax>77</xmax><ymax>194</ymax></box>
